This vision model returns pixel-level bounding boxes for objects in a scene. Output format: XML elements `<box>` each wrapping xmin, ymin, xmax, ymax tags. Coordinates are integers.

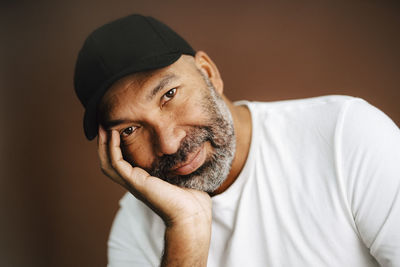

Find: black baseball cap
<box><xmin>74</xmin><ymin>14</ymin><xmax>195</xmax><ymax>140</ymax></box>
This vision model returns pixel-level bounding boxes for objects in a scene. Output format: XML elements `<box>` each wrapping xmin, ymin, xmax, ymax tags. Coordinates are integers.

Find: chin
<box><xmin>163</xmin><ymin>156</ymin><xmax>232</xmax><ymax>193</ymax></box>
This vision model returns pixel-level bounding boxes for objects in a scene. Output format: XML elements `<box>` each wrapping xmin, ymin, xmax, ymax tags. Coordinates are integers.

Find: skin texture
<box><xmin>97</xmin><ymin>51</ymin><xmax>252</xmax><ymax>266</ymax></box>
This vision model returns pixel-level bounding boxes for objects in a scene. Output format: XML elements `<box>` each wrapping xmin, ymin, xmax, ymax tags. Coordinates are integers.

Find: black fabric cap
<box><xmin>74</xmin><ymin>14</ymin><xmax>195</xmax><ymax>140</ymax></box>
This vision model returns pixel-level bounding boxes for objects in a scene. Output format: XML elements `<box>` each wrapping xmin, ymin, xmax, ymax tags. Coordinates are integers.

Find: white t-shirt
<box><xmin>107</xmin><ymin>95</ymin><xmax>400</xmax><ymax>267</ymax></box>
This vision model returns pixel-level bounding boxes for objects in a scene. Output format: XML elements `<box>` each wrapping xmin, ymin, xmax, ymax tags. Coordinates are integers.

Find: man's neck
<box><xmin>210</xmin><ymin>97</ymin><xmax>252</xmax><ymax>196</ymax></box>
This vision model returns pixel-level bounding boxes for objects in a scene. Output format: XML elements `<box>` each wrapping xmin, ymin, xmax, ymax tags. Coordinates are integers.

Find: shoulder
<box><xmin>333</xmin><ymin>99</ymin><xmax>400</xmax><ymax>265</ymax></box>
<box><xmin>245</xmin><ymin>95</ymin><xmax>357</xmax><ymax>115</ymax></box>
<box><xmin>238</xmin><ymin>95</ymin><xmax>362</xmax><ymax>142</ymax></box>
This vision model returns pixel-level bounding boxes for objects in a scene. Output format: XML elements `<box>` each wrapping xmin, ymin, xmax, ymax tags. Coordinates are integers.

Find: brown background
<box><xmin>1</xmin><ymin>0</ymin><xmax>399</xmax><ymax>266</ymax></box>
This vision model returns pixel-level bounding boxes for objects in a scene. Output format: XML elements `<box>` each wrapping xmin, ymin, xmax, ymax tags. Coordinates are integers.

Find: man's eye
<box><xmin>163</xmin><ymin>88</ymin><xmax>177</xmax><ymax>100</ymax></box>
<box><xmin>121</xmin><ymin>126</ymin><xmax>136</xmax><ymax>137</ymax></box>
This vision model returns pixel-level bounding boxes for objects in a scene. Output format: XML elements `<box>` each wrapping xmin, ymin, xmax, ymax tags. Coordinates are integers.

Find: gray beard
<box><xmin>148</xmin><ymin>77</ymin><xmax>236</xmax><ymax>193</ymax></box>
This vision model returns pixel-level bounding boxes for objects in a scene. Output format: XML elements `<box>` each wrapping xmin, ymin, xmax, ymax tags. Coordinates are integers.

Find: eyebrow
<box><xmin>146</xmin><ymin>74</ymin><xmax>177</xmax><ymax>101</ymax></box>
<box><xmin>103</xmin><ymin>119</ymin><xmax>132</xmax><ymax>130</ymax></box>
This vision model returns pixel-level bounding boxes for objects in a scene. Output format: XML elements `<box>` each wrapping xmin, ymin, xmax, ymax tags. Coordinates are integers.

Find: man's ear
<box><xmin>194</xmin><ymin>51</ymin><xmax>224</xmax><ymax>95</ymax></box>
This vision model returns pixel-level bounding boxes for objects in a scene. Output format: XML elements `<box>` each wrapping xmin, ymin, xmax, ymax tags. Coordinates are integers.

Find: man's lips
<box><xmin>169</xmin><ymin>144</ymin><xmax>207</xmax><ymax>176</ymax></box>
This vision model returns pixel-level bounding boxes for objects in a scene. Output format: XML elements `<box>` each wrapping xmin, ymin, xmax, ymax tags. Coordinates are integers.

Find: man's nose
<box><xmin>152</xmin><ymin>120</ymin><xmax>186</xmax><ymax>156</ymax></box>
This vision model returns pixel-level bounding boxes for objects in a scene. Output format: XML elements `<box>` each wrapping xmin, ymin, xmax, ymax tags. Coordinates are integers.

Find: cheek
<box><xmin>176</xmin><ymin>94</ymin><xmax>210</xmax><ymax>124</ymax></box>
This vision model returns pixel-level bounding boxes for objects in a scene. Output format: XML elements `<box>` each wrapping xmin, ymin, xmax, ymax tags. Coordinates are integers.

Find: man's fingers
<box><xmin>98</xmin><ymin>126</ymin><xmax>148</xmax><ymax>191</ymax></box>
<box><xmin>97</xmin><ymin>125</ymin><xmax>108</xmax><ymax>165</ymax></box>
<box><xmin>104</xmin><ymin>130</ymin><xmax>208</xmax><ymax>221</ymax></box>
<box><xmin>97</xmin><ymin>126</ymin><xmax>126</xmax><ymax>186</ymax></box>
<box><xmin>98</xmin><ymin>125</ymin><xmax>107</xmax><ymax>146</ymax></box>
<box><xmin>108</xmin><ymin>130</ymin><xmax>144</xmax><ymax>187</ymax></box>
<box><xmin>108</xmin><ymin>129</ymin><xmax>123</xmax><ymax>163</ymax></box>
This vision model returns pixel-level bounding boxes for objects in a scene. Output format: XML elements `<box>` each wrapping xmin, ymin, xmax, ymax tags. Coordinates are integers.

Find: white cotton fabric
<box><xmin>108</xmin><ymin>95</ymin><xmax>400</xmax><ymax>267</ymax></box>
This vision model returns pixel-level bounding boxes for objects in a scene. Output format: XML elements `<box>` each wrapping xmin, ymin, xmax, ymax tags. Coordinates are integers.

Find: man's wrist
<box><xmin>161</xmin><ymin>217</ymin><xmax>211</xmax><ymax>267</ymax></box>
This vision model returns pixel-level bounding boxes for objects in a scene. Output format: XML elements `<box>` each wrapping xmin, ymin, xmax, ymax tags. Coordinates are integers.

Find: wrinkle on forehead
<box><xmin>98</xmin><ymin>70</ymin><xmax>156</xmax><ymax>123</ymax></box>
<box><xmin>97</xmin><ymin>55</ymin><xmax>197</xmax><ymax>124</ymax></box>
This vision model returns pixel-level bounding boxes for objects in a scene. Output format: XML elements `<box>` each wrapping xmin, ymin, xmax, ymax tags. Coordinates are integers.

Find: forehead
<box><xmin>98</xmin><ymin>55</ymin><xmax>198</xmax><ymax>122</ymax></box>
<box><xmin>102</xmin><ymin>70</ymin><xmax>158</xmax><ymax>108</ymax></box>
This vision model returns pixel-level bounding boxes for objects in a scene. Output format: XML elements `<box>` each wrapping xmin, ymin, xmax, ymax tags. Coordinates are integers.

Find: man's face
<box><xmin>99</xmin><ymin>55</ymin><xmax>236</xmax><ymax>193</ymax></box>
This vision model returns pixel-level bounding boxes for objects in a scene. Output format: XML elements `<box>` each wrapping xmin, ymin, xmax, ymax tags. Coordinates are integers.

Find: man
<box><xmin>74</xmin><ymin>14</ymin><xmax>400</xmax><ymax>267</ymax></box>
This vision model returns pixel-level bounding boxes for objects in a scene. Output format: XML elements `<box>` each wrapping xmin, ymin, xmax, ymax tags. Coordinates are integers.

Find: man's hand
<box><xmin>98</xmin><ymin>126</ymin><xmax>212</xmax><ymax>266</ymax></box>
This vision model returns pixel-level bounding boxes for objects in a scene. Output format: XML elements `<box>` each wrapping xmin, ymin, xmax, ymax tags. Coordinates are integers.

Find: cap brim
<box><xmin>83</xmin><ymin>52</ymin><xmax>182</xmax><ymax>140</ymax></box>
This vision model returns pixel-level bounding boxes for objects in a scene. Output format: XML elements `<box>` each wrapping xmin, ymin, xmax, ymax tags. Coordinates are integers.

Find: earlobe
<box><xmin>194</xmin><ymin>51</ymin><xmax>224</xmax><ymax>95</ymax></box>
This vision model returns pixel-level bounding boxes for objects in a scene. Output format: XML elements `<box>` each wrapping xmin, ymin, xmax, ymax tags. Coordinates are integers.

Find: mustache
<box><xmin>148</xmin><ymin>125</ymin><xmax>218</xmax><ymax>179</ymax></box>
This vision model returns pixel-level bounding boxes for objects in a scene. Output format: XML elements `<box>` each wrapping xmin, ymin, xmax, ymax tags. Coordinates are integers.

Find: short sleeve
<box><xmin>339</xmin><ymin>98</ymin><xmax>400</xmax><ymax>266</ymax></box>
